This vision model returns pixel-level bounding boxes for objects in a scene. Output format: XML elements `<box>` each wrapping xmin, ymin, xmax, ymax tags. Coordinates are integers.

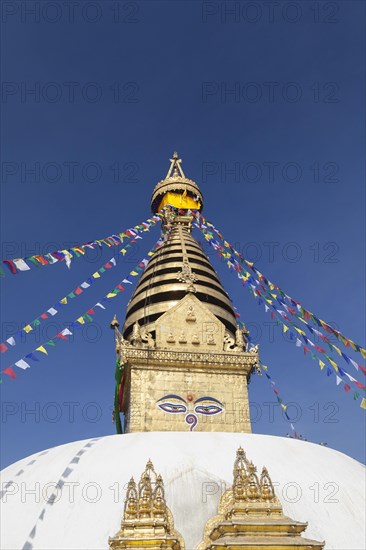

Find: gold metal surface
<box><xmin>109</xmin><ymin>460</ymin><xmax>184</xmax><ymax>549</ymax></box>
<box><xmin>197</xmin><ymin>447</ymin><xmax>324</xmax><ymax>550</ymax></box>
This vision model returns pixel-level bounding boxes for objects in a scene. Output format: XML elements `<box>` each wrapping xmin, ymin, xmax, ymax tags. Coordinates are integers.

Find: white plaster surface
<box><xmin>1</xmin><ymin>433</ymin><xmax>365</xmax><ymax>550</ymax></box>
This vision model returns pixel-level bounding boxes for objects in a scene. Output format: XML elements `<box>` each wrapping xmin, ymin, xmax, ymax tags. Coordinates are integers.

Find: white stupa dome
<box><xmin>1</xmin><ymin>432</ymin><xmax>364</xmax><ymax>550</ymax></box>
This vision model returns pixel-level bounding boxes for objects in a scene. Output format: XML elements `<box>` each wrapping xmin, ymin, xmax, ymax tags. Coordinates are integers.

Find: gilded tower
<box><xmin>113</xmin><ymin>153</ymin><xmax>259</xmax><ymax>433</ymax></box>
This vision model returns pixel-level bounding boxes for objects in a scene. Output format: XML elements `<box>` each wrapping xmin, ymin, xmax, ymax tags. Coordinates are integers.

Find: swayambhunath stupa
<box><xmin>1</xmin><ymin>154</ymin><xmax>365</xmax><ymax>549</ymax></box>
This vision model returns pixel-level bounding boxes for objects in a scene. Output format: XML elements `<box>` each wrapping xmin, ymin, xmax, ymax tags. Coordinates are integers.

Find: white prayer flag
<box><xmin>15</xmin><ymin>359</ymin><xmax>31</xmax><ymax>370</ymax></box>
<box><xmin>13</xmin><ymin>259</ymin><xmax>30</xmax><ymax>271</ymax></box>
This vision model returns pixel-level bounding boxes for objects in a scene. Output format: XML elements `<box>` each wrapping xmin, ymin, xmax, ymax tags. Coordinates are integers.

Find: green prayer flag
<box><xmin>28</xmin><ymin>257</ymin><xmax>40</xmax><ymax>267</ymax></box>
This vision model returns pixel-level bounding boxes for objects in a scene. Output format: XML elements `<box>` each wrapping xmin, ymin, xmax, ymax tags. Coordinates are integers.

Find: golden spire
<box><xmin>166</xmin><ymin>151</ymin><xmax>186</xmax><ymax>179</ymax></box>
<box><xmin>151</xmin><ymin>152</ymin><xmax>203</xmax><ymax>214</ymax></box>
<box><xmin>109</xmin><ymin>460</ymin><xmax>184</xmax><ymax>549</ymax></box>
<box><xmin>198</xmin><ymin>447</ymin><xmax>324</xmax><ymax>549</ymax></box>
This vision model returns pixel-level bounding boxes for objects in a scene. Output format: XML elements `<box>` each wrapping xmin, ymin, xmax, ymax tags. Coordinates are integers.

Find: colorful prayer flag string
<box><xmin>195</xmin><ymin>212</ymin><xmax>366</xmax><ymax>361</ymax></box>
<box><xmin>194</xmin><ymin>217</ymin><xmax>366</xmax><ymax>410</ymax></box>
<box><xmin>1</xmin><ymin>233</ymin><xmax>170</xmax><ymax>382</ymax></box>
<box><xmin>0</xmin><ymin>213</ymin><xmax>164</xmax><ymax>277</ymax></box>
<box><xmin>257</xmin><ymin>361</ymin><xmax>305</xmax><ymax>440</ymax></box>
<box><xmin>0</xmin><ymin>219</ymin><xmax>159</xmax><ymax>354</ymax></box>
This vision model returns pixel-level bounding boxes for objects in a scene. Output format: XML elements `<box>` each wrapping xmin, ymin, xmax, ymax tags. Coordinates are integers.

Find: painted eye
<box><xmin>158</xmin><ymin>402</ymin><xmax>187</xmax><ymax>414</ymax></box>
<box><xmin>195</xmin><ymin>405</ymin><xmax>223</xmax><ymax>415</ymax></box>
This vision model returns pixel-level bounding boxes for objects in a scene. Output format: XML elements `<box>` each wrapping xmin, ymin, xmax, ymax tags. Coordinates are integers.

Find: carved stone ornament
<box><xmin>177</xmin><ymin>256</ymin><xmax>198</xmax><ymax>293</ymax></box>
<box><xmin>186</xmin><ymin>305</ymin><xmax>196</xmax><ymax>322</ymax></box>
<box><xmin>109</xmin><ymin>459</ymin><xmax>184</xmax><ymax>549</ymax></box>
<box><xmin>197</xmin><ymin>447</ymin><xmax>325</xmax><ymax>550</ymax></box>
<box><xmin>166</xmin><ymin>331</ymin><xmax>176</xmax><ymax>344</ymax></box>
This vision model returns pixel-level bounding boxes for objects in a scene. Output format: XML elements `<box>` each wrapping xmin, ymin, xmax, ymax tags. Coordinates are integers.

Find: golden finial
<box><xmin>110</xmin><ymin>314</ymin><xmax>119</xmax><ymax>330</ymax></box>
<box><xmin>166</xmin><ymin>151</ymin><xmax>186</xmax><ymax>179</ymax></box>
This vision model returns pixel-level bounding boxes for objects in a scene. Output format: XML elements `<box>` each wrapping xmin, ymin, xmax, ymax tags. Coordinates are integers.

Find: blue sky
<box><xmin>1</xmin><ymin>1</ymin><xmax>365</xmax><ymax>468</ymax></box>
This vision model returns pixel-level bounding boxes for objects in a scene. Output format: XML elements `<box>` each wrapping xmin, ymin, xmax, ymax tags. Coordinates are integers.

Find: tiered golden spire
<box><xmin>198</xmin><ymin>447</ymin><xmax>324</xmax><ymax>549</ymax></box>
<box><xmin>109</xmin><ymin>460</ymin><xmax>184</xmax><ymax>549</ymax></box>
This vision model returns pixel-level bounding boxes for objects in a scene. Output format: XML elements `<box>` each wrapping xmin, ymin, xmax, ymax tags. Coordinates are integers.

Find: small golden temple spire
<box><xmin>198</xmin><ymin>446</ymin><xmax>324</xmax><ymax>549</ymax></box>
<box><xmin>166</xmin><ymin>151</ymin><xmax>186</xmax><ymax>179</ymax></box>
<box><xmin>109</xmin><ymin>460</ymin><xmax>184</xmax><ymax>549</ymax></box>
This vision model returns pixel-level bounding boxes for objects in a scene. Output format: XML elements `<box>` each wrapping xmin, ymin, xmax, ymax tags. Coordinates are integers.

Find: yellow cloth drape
<box><xmin>158</xmin><ymin>192</ymin><xmax>201</xmax><ymax>211</ymax></box>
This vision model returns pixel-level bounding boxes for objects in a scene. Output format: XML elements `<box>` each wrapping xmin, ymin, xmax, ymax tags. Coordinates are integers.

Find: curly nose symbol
<box><xmin>185</xmin><ymin>413</ymin><xmax>197</xmax><ymax>431</ymax></box>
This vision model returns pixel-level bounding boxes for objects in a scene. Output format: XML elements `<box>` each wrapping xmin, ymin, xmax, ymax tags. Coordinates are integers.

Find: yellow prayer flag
<box><xmin>106</xmin><ymin>293</ymin><xmax>117</xmax><ymax>298</ymax></box>
<box><xmin>60</xmin><ymin>297</ymin><xmax>67</xmax><ymax>305</ymax></box>
<box><xmin>270</xmin><ymin>293</ymin><xmax>277</xmax><ymax>298</ymax></box>
<box><xmin>281</xmin><ymin>404</ymin><xmax>287</xmax><ymax>410</ymax></box>
<box><xmin>283</xmin><ymin>325</ymin><xmax>289</xmax><ymax>333</ymax></box>
<box><xmin>294</xmin><ymin>327</ymin><xmax>305</xmax><ymax>335</ymax></box>
<box><xmin>333</xmin><ymin>345</ymin><xmax>342</xmax><ymax>356</ymax></box>
<box><xmin>329</xmin><ymin>359</ymin><xmax>339</xmax><ymax>371</ymax></box>
<box><xmin>23</xmin><ymin>325</ymin><xmax>33</xmax><ymax>333</ymax></box>
<box><xmin>360</xmin><ymin>398</ymin><xmax>366</xmax><ymax>410</ymax></box>
<box><xmin>262</xmin><ymin>365</ymin><xmax>268</xmax><ymax>370</ymax></box>
<box><xmin>319</xmin><ymin>360</ymin><xmax>325</xmax><ymax>370</ymax></box>
<box><xmin>121</xmin><ymin>249</ymin><xmax>127</xmax><ymax>255</ymax></box>
<box><xmin>77</xmin><ymin>317</ymin><xmax>85</xmax><ymax>325</ymax></box>
<box><xmin>36</xmin><ymin>346</ymin><xmax>48</xmax><ymax>355</ymax></box>
<box><xmin>360</xmin><ymin>348</ymin><xmax>366</xmax><ymax>359</ymax></box>
<box><xmin>147</xmin><ymin>251</ymin><xmax>154</xmax><ymax>257</ymax></box>
<box><xmin>349</xmin><ymin>340</ymin><xmax>357</xmax><ymax>351</ymax></box>
<box><xmin>130</xmin><ymin>271</ymin><xmax>138</xmax><ymax>276</ymax></box>
<box><xmin>92</xmin><ymin>272</ymin><xmax>101</xmax><ymax>279</ymax></box>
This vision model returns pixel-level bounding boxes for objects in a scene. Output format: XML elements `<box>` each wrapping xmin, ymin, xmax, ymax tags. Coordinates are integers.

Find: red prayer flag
<box><xmin>304</xmin><ymin>346</ymin><xmax>309</xmax><ymax>355</ymax></box>
<box><xmin>40</xmin><ymin>313</ymin><xmax>48</xmax><ymax>319</ymax></box>
<box><xmin>358</xmin><ymin>365</ymin><xmax>366</xmax><ymax>376</ymax></box>
<box><xmin>0</xmin><ymin>343</ymin><xmax>8</xmax><ymax>353</ymax></box>
<box><xmin>56</xmin><ymin>332</ymin><xmax>67</xmax><ymax>340</ymax></box>
<box><xmin>87</xmin><ymin>308</ymin><xmax>95</xmax><ymax>315</ymax></box>
<box><xmin>344</xmin><ymin>384</ymin><xmax>351</xmax><ymax>393</ymax></box>
<box><xmin>315</xmin><ymin>345</ymin><xmax>326</xmax><ymax>353</ymax></box>
<box><xmin>3</xmin><ymin>367</ymin><xmax>16</xmax><ymax>379</ymax></box>
<box><xmin>3</xmin><ymin>260</ymin><xmax>17</xmax><ymax>274</ymax></box>
<box><xmin>117</xmin><ymin>284</ymin><xmax>125</xmax><ymax>291</ymax></box>
<box><xmin>74</xmin><ymin>287</ymin><xmax>83</xmax><ymax>295</ymax></box>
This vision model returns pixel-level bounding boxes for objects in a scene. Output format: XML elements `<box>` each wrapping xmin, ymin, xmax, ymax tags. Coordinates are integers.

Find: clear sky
<box><xmin>1</xmin><ymin>0</ymin><xmax>365</xmax><ymax>468</ymax></box>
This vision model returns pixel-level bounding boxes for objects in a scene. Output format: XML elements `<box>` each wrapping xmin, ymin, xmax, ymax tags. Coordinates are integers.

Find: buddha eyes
<box><xmin>158</xmin><ymin>403</ymin><xmax>187</xmax><ymax>414</ymax></box>
<box><xmin>158</xmin><ymin>402</ymin><xmax>223</xmax><ymax>415</ymax></box>
<box><xmin>194</xmin><ymin>405</ymin><xmax>223</xmax><ymax>415</ymax></box>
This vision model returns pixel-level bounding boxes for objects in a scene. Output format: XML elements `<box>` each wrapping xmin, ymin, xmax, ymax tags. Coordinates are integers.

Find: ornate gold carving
<box><xmin>186</xmin><ymin>305</ymin><xmax>196</xmax><ymax>322</ymax></box>
<box><xmin>191</xmin><ymin>334</ymin><xmax>200</xmax><ymax>345</ymax></box>
<box><xmin>197</xmin><ymin>447</ymin><xmax>325</xmax><ymax>550</ymax></box>
<box><xmin>120</xmin><ymin>347</ymin><xmax>258</xmax><ymax>369</ymax></box>
<box><xmin>141</xmin><ymin>330</ymin><xmax>155</xmax><ymax>349</ymax></box>
<box><xmin>109</xmin><ymin>460</ymin><xmax>184</xmax><ymax>549</ymax></box>
<box><xmin>207</xmin><ymin>333</ymin><xmax>216</xmax><ymax>345</ymax></box>
<box><xmin>130</xmin><ymin>321</ymin><xmax>142</xmax><ymax>346</ymax></box>
<box><xmin>167</xmin><ymin>331</ymin><xmax>176</xmax><ymax>344</ymax></box>
<box><xmin>223</xmin><ymin>332</ymin><xmax>236</xmax><ymax>351</ymax></box>
<box><xmin>151</xmin><ymin>152</ymin><xmax>204</xmax><ymax>215</ymax></box>
<box><xmin>110</xmin><ymin>314</ymin><xmax>120</xmax><ymax>330</ymax></box>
